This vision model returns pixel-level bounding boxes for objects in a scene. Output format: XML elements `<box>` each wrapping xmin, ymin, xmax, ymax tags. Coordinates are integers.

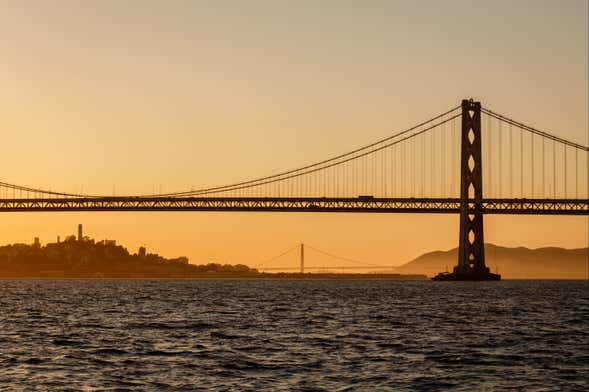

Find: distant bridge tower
<box><xmin>434</xmin><ymin>99</ymin><xmax>499</xmax><ymax>281</ymax></box>
<box><xmin>300</xmin><ymin>243</ymin><xmax>305</xmax><ymax>274</ymax></box>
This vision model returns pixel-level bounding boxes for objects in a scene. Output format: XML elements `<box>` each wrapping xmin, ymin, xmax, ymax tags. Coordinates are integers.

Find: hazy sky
<box><xmin>0</xmin><ymin>1</ymin><xmax>587</xmax><ymax>268</ymax></box>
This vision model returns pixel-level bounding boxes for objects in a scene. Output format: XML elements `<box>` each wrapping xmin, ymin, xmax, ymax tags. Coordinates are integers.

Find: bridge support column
<box><xmin>300</xmin><ymin>243</ymin><xmax>304</xmax><ymax>274</ymax></box>
<box><xmin>433</xmin><ymin>99</ymin><xmax>500</xmax><ymax>281</ymax></box>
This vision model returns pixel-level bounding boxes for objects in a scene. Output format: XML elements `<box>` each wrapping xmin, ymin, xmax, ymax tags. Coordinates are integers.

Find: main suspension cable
<box><xmin>137</xmin><ymin>106</ymin><xmax>462</xmax><ymax>197</ymax></box>
<box><xmin>482</xmin><ymin>107</ymin><xmax>589</xmax><ymax>151</ymax></box>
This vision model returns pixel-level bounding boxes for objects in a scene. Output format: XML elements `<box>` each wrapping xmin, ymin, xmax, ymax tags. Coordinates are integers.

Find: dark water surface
<box><xmin>0</xmin><ymin>280</ymin><xmax>587</xmax><ymax>391</ymax></box>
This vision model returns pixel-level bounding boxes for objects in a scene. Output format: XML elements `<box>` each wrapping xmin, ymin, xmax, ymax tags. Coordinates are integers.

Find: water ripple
<box><xmin>0</xmin><ymin>280</ymin><xmax>587</xmax><ymax>390</ymax></box>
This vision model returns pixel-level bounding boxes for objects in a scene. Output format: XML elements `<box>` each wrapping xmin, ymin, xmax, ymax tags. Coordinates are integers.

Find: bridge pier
<box><xmin>433</xmin><ymin>100</ymin><xmax>500</xmax><ymax>281</ymax></box>
<box><xmin>300</xmin><ymin>243</ymin><xmax>305</xmax><ymax>274</ymax></box>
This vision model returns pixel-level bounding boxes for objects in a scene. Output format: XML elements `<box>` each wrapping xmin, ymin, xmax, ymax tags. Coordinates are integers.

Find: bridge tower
<box><xmin>433</xmin><ymin>99</ymin><xmax>500</xmax><ymax>281</ymax></box>
<box><xmin>300</xmin><ymin>243</ymin><xmax>305</xmax><ymax>274</ymax></box>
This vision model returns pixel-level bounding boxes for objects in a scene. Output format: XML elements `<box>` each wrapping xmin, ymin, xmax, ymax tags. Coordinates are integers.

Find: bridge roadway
<box><xmin>0</xmin><ymin>197</ymin><xmax>586</xmax><ymax>215</ymax></box>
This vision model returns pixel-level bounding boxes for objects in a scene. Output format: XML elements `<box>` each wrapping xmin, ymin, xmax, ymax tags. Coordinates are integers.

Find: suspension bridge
<box><xmin>2</xmin><ymin>99</ymin><xmax>588</xmax><ymax>280</ymax></box>
<box><xmin>254</xmin><ymin>243</ymin><xmax>404</xmax><ymax>274</ymax></box>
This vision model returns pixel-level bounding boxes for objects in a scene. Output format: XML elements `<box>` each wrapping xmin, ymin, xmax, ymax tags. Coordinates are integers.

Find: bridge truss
<box><xmin>0</xmin><ymin>196</ymin><xmax>585</xmax><ymax>215</ymax></box>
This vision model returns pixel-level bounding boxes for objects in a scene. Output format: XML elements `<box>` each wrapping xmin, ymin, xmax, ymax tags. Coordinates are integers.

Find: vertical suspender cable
<box><xmin>407</xmin><ymin>141</ymin><xmax>411</xmax><ymax>197</ymax></box>
<box><xmin>498</xmin><ymin>121</ymin><xmax>502</xmax><ymax>197</ymax></box>
<box><xmin>306</xmin><ymin>172</ymin><xmax>309</xmax><ymax>198</ymax></box>
<box><xmin>341</xmin><ymin>159</ymin><xmax>345</xmax><ymax>198</ymax></box>
<box><xmin>380</xmin><ymin>148</ymin><xmax>388</xmax><ymax>197</ymax></box>
<box><xmin>401</xmin><ymin>142</ymin><xmax>406</xmax><ymax>196</ymax></box>
<box><xmin>334</xmin><ymin>164</ymin><xmax>337</xmax><ymax>197</ymax></box>
<box><xmin>331</xmin><ymin>165</ymin><xmax>338</xmax><ymax>197</ymax></box>
<box><xmin>354</xmin><ymin>158</ymin><xmax>362</xmax><ymax>196</ymax></box>
<box><xmin>317</xmin><ymin>169</ymin><xmax>320</xmax><ymax>197</ymax></box>
<box><xmin>369</xmin><ymin>149</ymin><xmax>373</xmax><ymax>195</ymax></box>
<box><xmin>383</xmin><ymin>146</ymin><xmax>387</xmax><ymax>197</ymax></box>
<box><xmin>323</xmin><ymin>166</ymin><xmax>326</xmax><ymax>197</ymax></box>
<box><xmin>520</xmin><ymin>127</ymin><xmax>524</xmax><ymax>197</ymax></box>
<box><xmin>358</xmin><ymin>155</ymin><xmax>361</xmax><ymax>196</ymax></box>
<box><xmin>441</xmin><ymin>122</ymin><xmax>445</xmax><ymax>197</ymax></box>
<box><xmin>332</xmin><ymin>165</ymin><xmax>335</xmax><ymax>197</ymax></box>
<box><xmin>575</xmin><ymin>148</ymin><xmax>578</xmax><ymax>198</ymax></box>
<box><xmin>353</xmin><ymin>157</ymin><xmax>357</xmax><ymax>196</ymax></box>
<box><xmin>564</xmin><ymin>145</ymin><xmax>567</xmax><ymax>198</ymax></box>
<box><xmin>553</xmin><ymin>139</ymin><xmax>556</xmax><ymax>198</ymax></box>
<box><xmin>337</xmin><ymin>162</ymin><xmax>340</xmax><ymax>196</ymax></box>
<box><xmin>403</xmin><ymin>140</ymin><xmax>411</xmax><ymax>197</ymax></box>
<box><xmin>373</xmin><ymin>148</ymin><xmax>377</xmax><ymax>195</ymax></box>
<box><xmin>310</xmin><ymin>168</ymin><xmax>313</xmax><ymax>197</ymax></box>
<box><xmin>361</xmin><ymin>156</ymin><xmax>364</xmax><ymax>195</ymax></box>
<box><xmin>404</xmin><ymin>142</ymin><xmax>408</xmax><ymax>197</ymax></box>
<box><xmin>422</xmin><ymin>133</ymin><xmax>426</xmax><ymax>196</ymax></box>
<box><xmin>347</xmin><ymin>159</ymin><xmax>350</xmax><ymax>197</ymax></box>
<box><xmin>407</xmin><ymin>139</ymin><xmax>410</xmax><ymax>197</ymax></box>
<box><xmin>431</xmin><ymin>129</ymin><xmax>435</xmax><ymax>196</ymax></box>
<box><xmin>412</xmin><ymin>136</ymin><xmax>416</xmax><ymax>196</ymax></box>
<box><xmin>509</xmin><ymin>124</ymin><xmax>513</xmax><ymax>197</ymax></box>
<box><xmin>331</xmin><ymin>161</ymin><xmax>334</xmax><ymax>197</ymax></box>
<box><xmin>352</xmin><ymin>156</ymin><xmax>356</xmax><ymax>197</ymax></box>
<box><xmin>356</xmin><ymin>158</ymin><xmax>359</xmax><ymax>196</ymax></box>
<box><xmin>323</xmin><ymin>167</ymin><xmax>326</xmax><ymax>197</ymax></box>
<box><xmin>398</xmin><ymin>143</ymin><xmax>401</xmax><ymax>196</ymax></box>
<box><xmin>531</xmin><ymin>133</ymin><xmax>535</xmax><ymax>198</ymax></box>
<box><xmin>392</xmin><ymin>146</ymin><xmax>396</xmax><ymax>197</ymax></box>
<box><xmin>344</xmin><ymin>158</ymin><xmax>347</xmax><ymax>197</ymax></box>
<box><xmin>540</xmin><ymin>137</ymin><xmax>546</xmax><ymax>197</ymax></box>
<box><xmin>451</xmin><ymin>117</ymin><xmax>456</xmax><ymax>197</ymax></box>
<box><xmin>488</xmin><ymin>115</ymin><xmax>492</xmax><ymax>197</ymax></box>
<box><xmin>364</xmin><ymin>156</ymin><xmax>367</xmax><ymax>195</ymax></box>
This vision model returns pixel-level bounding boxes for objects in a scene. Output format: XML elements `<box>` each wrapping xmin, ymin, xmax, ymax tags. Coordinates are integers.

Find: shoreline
<box><xmin>0</xmin><ymin>278</ymin><xmax>426</xmax><ymax>281</ymax></box>
<box><xmin>0</xmin><ymin>273</ymin><xmax>427</xmax><ymax>281</ymax></box>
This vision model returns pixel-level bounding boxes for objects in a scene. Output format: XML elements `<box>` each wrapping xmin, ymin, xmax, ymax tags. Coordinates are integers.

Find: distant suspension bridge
<box><xmin>254</xmin><ymin>243</ymin><xmax>401</xmax><ymax>273</ymax></box>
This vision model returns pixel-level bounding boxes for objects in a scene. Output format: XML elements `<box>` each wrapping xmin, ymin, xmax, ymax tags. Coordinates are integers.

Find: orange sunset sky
<box><xmin>1</xmin><ymin>1</ymin><xmax>587</xmax><ymax>269</ymax></box>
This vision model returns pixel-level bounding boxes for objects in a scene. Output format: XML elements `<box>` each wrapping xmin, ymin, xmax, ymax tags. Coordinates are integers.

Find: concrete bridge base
<box><xmin>431</xmin><ymin>270</ymin><xmax>501</xmax><ymax>281</ymax></box>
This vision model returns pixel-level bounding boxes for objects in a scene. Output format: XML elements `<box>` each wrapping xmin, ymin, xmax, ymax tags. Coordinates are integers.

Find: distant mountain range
<box><xmin>394</xmin><ymin>244</ymin><xmax>588</xmax><ymax>279</ymax></box>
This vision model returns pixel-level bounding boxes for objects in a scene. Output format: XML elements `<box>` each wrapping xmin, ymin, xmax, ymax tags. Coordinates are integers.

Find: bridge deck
<box><xmin>0</xmin><ymin>197</ymin><xmax>586</xmax><ymax>215</ymax></box>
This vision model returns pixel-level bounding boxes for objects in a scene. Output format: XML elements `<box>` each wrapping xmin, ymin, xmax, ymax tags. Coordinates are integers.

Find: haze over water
<box><xmin>1</xmin><ymin>279</ymin><xmax>587</xmax><ymax>390</ymax></box>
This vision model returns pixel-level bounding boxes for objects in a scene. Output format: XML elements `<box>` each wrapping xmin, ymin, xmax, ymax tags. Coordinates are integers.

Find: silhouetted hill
<box><xmin>395</xmin><ymin>244</ymin><xmax>588</xmax><ymax>279</ymax></box>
